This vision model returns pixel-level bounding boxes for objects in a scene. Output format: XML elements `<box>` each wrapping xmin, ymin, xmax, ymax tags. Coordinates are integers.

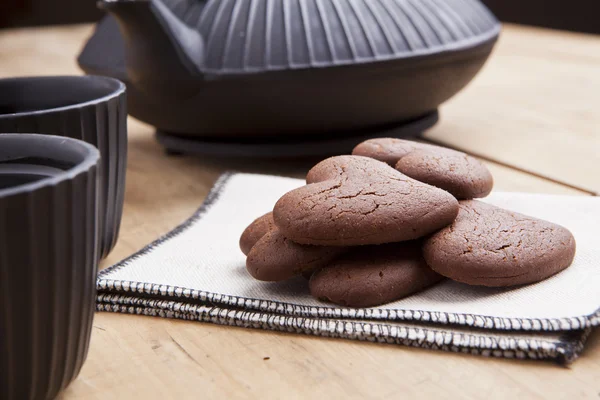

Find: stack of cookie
<box><xmin>239</xmin><ymin>139</ymin><xmax>576</xmax><ymax>307</ymax></box>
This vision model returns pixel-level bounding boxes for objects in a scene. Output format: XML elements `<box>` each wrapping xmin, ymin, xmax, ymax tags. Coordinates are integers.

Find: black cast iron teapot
<box><xmin>79</xmin><ymin>0</ymin><xmax>500</xmax><ymax>139</ymax></box>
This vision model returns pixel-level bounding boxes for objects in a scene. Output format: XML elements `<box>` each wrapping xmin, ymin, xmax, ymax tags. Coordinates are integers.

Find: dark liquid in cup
<box><xmin>0</xmin><ymin>164</ymin><xmax>65</xmax><ymax>190</ymax></box>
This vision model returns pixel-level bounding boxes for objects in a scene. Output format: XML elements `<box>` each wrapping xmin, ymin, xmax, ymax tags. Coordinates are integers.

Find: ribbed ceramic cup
<box><xmin>0</xmin><ymin>134</ymin><xmax>100</xmax><ymax>400</ymax></box>
<box><xmin>0</xmin><ymin>75</ymin><xmax>127</xmax><ymax>259</ymax></box>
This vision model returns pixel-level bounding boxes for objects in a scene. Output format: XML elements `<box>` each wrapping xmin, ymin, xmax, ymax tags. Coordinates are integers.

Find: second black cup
<box><xmin>0</xmin><ymin>134</ymin><xmax>100</xmax><ymax>399</ymax></box>
<box><xmin>0</xmin><ymin>75</ymin><xmax>127</xmax><ymax>258</ymax></box>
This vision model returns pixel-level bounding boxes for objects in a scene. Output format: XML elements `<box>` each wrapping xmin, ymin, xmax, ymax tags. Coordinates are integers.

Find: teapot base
<box><xmin>155</xmin><ymin>111</ymin><xmax>438</xmax><ymax>160</ymax></box>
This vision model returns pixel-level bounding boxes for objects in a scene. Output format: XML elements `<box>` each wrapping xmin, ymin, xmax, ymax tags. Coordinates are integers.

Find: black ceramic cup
<box><xmin>0</xmin><ymin>134</ymin><xmax>100</xmax><ymax>400</ymax></box>
<box><xmin>0</xmin><ymin>75</ymin><xmax>127</xmax><ymax>259</ymax></box>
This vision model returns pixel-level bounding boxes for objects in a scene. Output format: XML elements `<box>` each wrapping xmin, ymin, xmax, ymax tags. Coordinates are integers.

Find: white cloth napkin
<box><xmin>97</xmin><ymin>173</ymin><xmax>600</xmax><ymax>364</ymax></box>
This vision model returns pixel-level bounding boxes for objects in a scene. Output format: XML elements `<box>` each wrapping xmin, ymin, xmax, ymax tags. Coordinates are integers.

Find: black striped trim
<box><xmin>97</xmin><ymin>278</ymin><xmax>598</xmax><ymax>332</ymax></box>
<box><xmin>96</xmin><ymin>293</ymin><xmax>591</xmax><ymax>365</ymax></box>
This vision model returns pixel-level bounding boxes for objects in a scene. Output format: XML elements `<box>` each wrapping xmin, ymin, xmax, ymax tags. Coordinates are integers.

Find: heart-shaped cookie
<box><xmin>310</xmin><ymin>241</ymin><xmax>443</xmax><ymax>307</ymax></box>
<box><xmin>247</xmin><ymin>229</ymin><xmax>346</xmax><ymax>281</ymax></box>
<box><xmin>423</xmin><ymin>200</ymin><xmax>576</xmax><ymax>287</ymax></box>
<box><xmin>273</xmin><ymin>156</ymin><xmax>459</xmax><ymax>246</ymax></box>
<box><xmin>353</xmin><ymin>138</ymin><xmax>493</xmax><ymax>199</ymax></box>
<box><xmin>353</xmin><ymin>138</ymin><xmax>436</xmax><ymax>165</ymax></box>
<box><xmin>241</xmin><ymin>212</ymin><xmax>346</xmax><ymax>281</ymax></box>
<box><xmin>239</xmin><ymin>212</ymin><xmax>276</xmax><ymax>255</ymax></box>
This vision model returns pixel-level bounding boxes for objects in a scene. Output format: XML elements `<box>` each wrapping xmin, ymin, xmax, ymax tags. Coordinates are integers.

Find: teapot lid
<box><xmin>180</xmin><ymin>0</ymin><xmax>500</xmax><ymax>74</ymax></box>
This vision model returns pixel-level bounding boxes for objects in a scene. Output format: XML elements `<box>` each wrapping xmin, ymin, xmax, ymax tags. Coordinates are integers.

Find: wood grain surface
<box><xmin>424</xmin><ymin>25</ymin><xmax>600</xmax><ymax>195</ymax></box>
<box><xmin>0</xmin><ymin>22</ymin><xmax>598</xmax><ymax>399</ymax></box>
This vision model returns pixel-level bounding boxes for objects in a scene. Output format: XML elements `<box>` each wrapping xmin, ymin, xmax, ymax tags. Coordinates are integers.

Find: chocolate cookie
<box><xmin>423</xmin><ymin>200</ymin><xmax>576</xmax><ymax>287</ymax></box>
<box><xmin>352</xmin><ymin>138</ymin><xmax>493</xmax><ymax>199</ymax></box>
<box><xmin>246</xmin><ymin>229</ymin><xmax>346</xmax><ymax>282</ymax></box>
<box><xmin>239</xmin><ymin>212</ymin><xmax>275</xmax><ymax>255</ymax></box>
<box><xmin>352</xmin><ymin>138</ymin><xmax>437</xmax><ymax>165</ymax></box>
<box><xmin>273</xmin><ymin>156</ymin><xmax>459</xmax><ymax>246</ymax></box>
<box><xmin>310</xmin><ymin>242</ymin><xmax>443</xmax><ymax>307</ymax></box>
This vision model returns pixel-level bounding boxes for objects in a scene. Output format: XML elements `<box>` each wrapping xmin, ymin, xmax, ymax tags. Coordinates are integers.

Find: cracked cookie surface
<box><xmin>309</xmin><ymin>241</ymin><xmax>443</xmax><ymax>307</ymax></box>
<box><xmin>273</xmin><ymin>156</ymin><xmax>459</xmax><ymax>246</ymax></box>
<box><xmin>352</xmin><ymin>138</ymin><xmax>493</xmax><ymax>199</ymax></box>
<box><xmin>422</xmin><ymin>200</ymin><xmax>576</xmax><ymax>287</ymax></box>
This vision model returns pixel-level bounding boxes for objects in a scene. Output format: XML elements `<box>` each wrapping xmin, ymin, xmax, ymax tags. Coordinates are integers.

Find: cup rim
<box><xmin>0</xmin><ymin>75</ymin><xmax>126</xmax><ymax>118</ymax></box>
<box><xmin>0</xmin><ymin>134</ymin><xmax>100</xmax><ymax>198</ymax></box>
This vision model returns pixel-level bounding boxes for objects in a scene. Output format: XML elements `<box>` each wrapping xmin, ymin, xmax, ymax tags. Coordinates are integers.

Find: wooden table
<box><xmin>1</xmin><ymin>22</ymin><xmax>599</xmax><ymax>399</ymax></box>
